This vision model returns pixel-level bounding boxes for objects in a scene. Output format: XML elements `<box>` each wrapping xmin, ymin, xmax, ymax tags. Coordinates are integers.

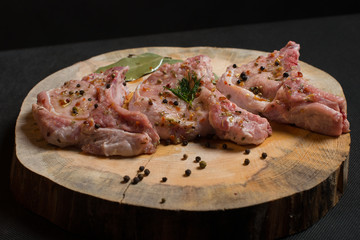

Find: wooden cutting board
<box><xmin>11</xmin><ymin>46</ymin><xmax>351</xmax><ymax>239</ymax></box>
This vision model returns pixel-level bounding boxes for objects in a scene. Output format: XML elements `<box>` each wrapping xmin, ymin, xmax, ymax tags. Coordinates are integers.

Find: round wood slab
<box><xmin>11</xmin><ymin>46</ymin><xmax>351</xmax><ymax>239</ymax></box>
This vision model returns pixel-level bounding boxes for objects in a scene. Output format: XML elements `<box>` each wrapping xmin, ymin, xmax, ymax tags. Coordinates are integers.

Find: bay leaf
<box><xmin>95</xmin><ymin>53</ymin><xmax>182</xmax><ymax>81</ymax></box>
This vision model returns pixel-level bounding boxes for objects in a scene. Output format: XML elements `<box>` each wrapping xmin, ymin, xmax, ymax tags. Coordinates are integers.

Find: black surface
<box><xmin>1</xmin><ymin>14</ymin><xmax>360</xmax><ymax>239</ymax></box>
<box><xmin>1</xmin><ymin>0</ymin><xmax>359</xmax><ymax>50</ymax></box>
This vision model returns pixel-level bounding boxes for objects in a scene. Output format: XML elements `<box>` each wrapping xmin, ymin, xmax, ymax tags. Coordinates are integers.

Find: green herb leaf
<box><xmin>165</xmin><ymin>71</ymin><xmax>201</xmax><ymax>106</ymax></box>
<box><xmin>95</xmin><ymin>53</ymin><xmax>182</xmax><ymax>81</ymax></box>
<box><xmin>162</xmin><ymin>57</ymin><xmax>183</xmax><ymax>65</ymax></box>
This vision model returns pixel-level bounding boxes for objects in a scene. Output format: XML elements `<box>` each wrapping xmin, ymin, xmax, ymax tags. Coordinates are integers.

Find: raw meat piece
<box><xmin>217</xmin><ymin>41</ymin><xmax>300</xmax><ymax>114</ymax></box>
<box><xmin>128</xmin><ymin>55</ymin><xmax>272</xmax><ymax>145</ymax></box>
<box><xmin>217</xmin><ymin>41</ymin><xmax>350</xmax><ymax>136</ymax></box>
<box><xmin>32</xmin><ymin>66</ymin><xmax>160</xmax><ymax>156</ymax></box>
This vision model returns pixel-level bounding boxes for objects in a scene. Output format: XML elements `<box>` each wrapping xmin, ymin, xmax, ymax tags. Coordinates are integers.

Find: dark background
<box><xmin>1</xmin><ymin>1</ymin><xmax>360</xmax><ymax>239</ymax></box>
<box><xmin>1</xmin><ymin>0</ymin><xmax>359</xmax><ymax>51</ymax></box>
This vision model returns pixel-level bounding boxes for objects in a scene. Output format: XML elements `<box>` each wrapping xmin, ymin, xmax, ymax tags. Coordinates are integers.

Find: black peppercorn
<box><xmin>173</xmin><ymin>101</ymin><xmax>179</xmax><ymax>106</ymax></box>
<box><xmin>240</xmin><ymin>72</ymin><xmax>248</xmax><ymax>81</ymax></box>
<box><xmin>233</xmin><ymin>64</ymin><xmax>237</xmax><ymax>68</ymax></box>
<box><xmin>261</xmin><ymin>152</ymin><xmax>268</xmax><ymax>159</ymax></box>
<box><xmin>94</xmin><ymin>123</ymin><xmax>100</xmax><ymax>129</ymax></box>
<box><xmin>144</xmin><ymin>169</ymin><xmax>150</xmax><ymax>176</ymax></box>
<box><xmin>185</xmin><ymin>169</ymin><xmax>191</xmax><ymax>176</ymax></box>
<box><xmin>161</xmin><ymin>177</ymin><xmax>168</xmax><ymax>182</ymax></box>
<box><xmin>283</xmin><ymin>72</ymin><xmax>289</xmax><ymax>78</ymax></box>
<box><xmin>139</xmin><ymin>166</ymin><xmax>145</xmax><ymax>172</ymax></box>
<box><xmin>137</xmin><ymin>173</ymin><xmax>144</xmax><ymax>181</ymax></box>
<box><xmin>122</xmin><ymin>175</ymin><xmax>130</xmax><ymax>183</ymax></box>
<box><xmin>195</xmin><ymin>156</ymin><xmax>201</xmax><ymax>162</ymax></box>
<box><xmin>132</xmin><ymin>177</ymin><xmax>140</xmax><ymax>184</ymax></box>
<box><xmin>243</xmin><ymin>158</ymin><xmax>250</xmax><ymax>166</ymax></box>
<box><xmin>106</xmin><ymin>83</ymin><xmax>111</xmax><ymax>89</ymax></box>
<box><xmin>244</xmin><ymin>149</ymin><xmax>250</xmax><ymax>154</ymax></box>
<box><xmin>260</xmin><ymin>66</ymin><xmax>265</xmax><ymax>71</ymax></box>
<box><xmin>76</xmin><ymin>83</ymin><xmax>81</xmax><ymax>87</ymax></box>
<box><xmin>222</xmin><ymin>143</ymin><xmax>228</xmax><ymax>149</ymax></box>
<box><xmin>162</xmin><ymin>99</ymin><xmax>168</xmax><ymax>104</ymax></box>
<box><xmin>94</xmin><ymin>103</ymin><xmax>98</xmax><ymax>109</ymax></box>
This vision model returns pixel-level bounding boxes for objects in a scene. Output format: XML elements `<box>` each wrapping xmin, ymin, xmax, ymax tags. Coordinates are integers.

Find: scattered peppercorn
<box><xmin>76</xmin><ymin>83</ymin><xmax>81</xmax><ymax>87</ymax></box>
<box><xmin>283</xmin><ymin>72</ymin><xmax>289</xmax><ymax>78</ymax></box>
<box><xmin>244</xmin><ymin>149</ymin><xmax>250</xmax><ymax>154</ymax></box>
<box><xmin>160</xmin><ymin>198</ymin><xmax>166</xmax><ymax>204</ymax></box>
<box><xmin>236</xmin><ymin>79</ymin><xmax>241</xmax><ymax>85</ymax></box>
<box><xmin>94</xmin><ymin>103</ymin><xmax>98</xmax><ymax>109</ymax></box>
<box><xmin>122</xmin><ymin>175</ymin><xmax>130</xmax><ymax>183</ymax></box>
<box><xmin>132</xmin><ymin>177</ymin><xmax>140</xmax><ymax>184</ymax></box>
<box><xmin>182</xmin><ymin>154</ymin><xmax>188</xmax><ymax>160</ymax></box>
<box><xmin>88</xmin><ymin>98</ymin><xmax>92</xmax><ymax>101</ymax></box>
<box><xmin>144</xmin><ymin>169</ymin><xmax>150</xmax><ymax>176</ymax></box>
<box><xmin>240</xmin><ymin>72</ymin><xmax>248</xmax><ymax>81</ymax></box>
<box><xmin>222</xmin><ymin>143</ymin><xmax>228</xmax><ymax>149</ymax></box>
<box><xmin>249</xmin><ymin>86</ymin><xmax>261</xmax><ymax>95</ymax></box>
<box><xmin>161</xmin><ymin>177</ymin><xmax>168</xmax><ymax>182</ymax></box>
<box><xmin>233</xmin><ymin>64</ymin><xmax>237</xmax><ymax>68</ymax></box>
<box><xmin>199</xmin><ymin>161</ymin><xmax>207</xmax><ymax>169</ymax></box>
<box><xmin>106</xmin><ymin>83</ymin><xmax>111</xmax><ymax>89</ymax></box>
<box><xmin>139</xmin><ymin>166</ymin><xmax>145</xmax><ymax>172</ymax></box>
<box><xmin>185</xmin><ymin>169</ymin><xmax>191</xmax><ymax>176</ymax></box>
<box><xmin>123</xmin><ymin>82</ymin><xmax>127</xmax><ymax>86</ymax></box>
<box><xmin>173</xmin><ymin>100</ymin><xmax>179</xmax><ymax>106</ymax></box>
<box><xmin>71</xmin><ymin>107</ymin><xmax>78</xmax><ymax>116</ymax></box>
<box><xmin>243</xmin><ymin>158</ymin><xmax>250</xmax><ymax>166</ymax></box>
<box><xmin>261</xmin><ymin>152</ymin><xmax>268</xmax><ymax>159</ymax></box>
<box><xmin>137</xmin><ymin>173</ymin><xmax>144</xmax><ymax>181</ymax></box>
<box><xmin>182</xmin><ymin>140</ymin><xmax>188</xmax><ymax>146</ymax></box>
<box><xmin>162</xmin><ymin>99</ymin><xmax>168</xmax><ymax>104</ymax></box>
<box><xmin>260</xmin><ymin>66</ymin><xmax>265</xmax><ymax>71</ymax></box>
<box><xmin>79</xmin><ymin>90</ymin><xmax>85</xmax><ymax>95</ymax></box>
<box><xmin>195</xmin><ymin>156</ymin><xmax>201</xmax><ymax>162</ymax></box>
<box><xmin>148</xmin><ymin>99</ymin><xmax>153</xmax><ymax>105</ymax></box>
<box><xmin>94</xmin><ymin>123</ymin><xmax>100</xmax><ymax>129</ymax></box>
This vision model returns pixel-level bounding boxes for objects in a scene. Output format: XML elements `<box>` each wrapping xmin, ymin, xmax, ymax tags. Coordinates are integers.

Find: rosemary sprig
<box><xmin>164</xmin><ymin>71</ymin><xmax>201</xmax><ymax>106</ymax></box>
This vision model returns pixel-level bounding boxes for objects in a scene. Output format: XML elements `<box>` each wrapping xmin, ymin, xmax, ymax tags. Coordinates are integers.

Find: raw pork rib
<box><xmin>217</xmin><ymin>41</ymin><xmax>350</xmax><ymax>136</ymax></box>
<box><xmin>32</xmin><ymin>66</ymin><xmax>160</xmax><ymax>156</ymax></box>
<box><xmin>128</xmin><ymin>55</ymin><xmax>271</xmax><ymax>145</ymax></box>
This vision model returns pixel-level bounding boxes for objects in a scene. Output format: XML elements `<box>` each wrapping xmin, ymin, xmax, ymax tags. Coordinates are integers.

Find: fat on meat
<box><xmin>128</xmin><ymin>55</ymin><xmax>272</xmax><ymax>145</ymax></box>
<box><xmin>217</xmin><ymin>41</ymin><xmax>350</xmax><ymax>136</ymax></box>
<box><xmin>32</xmin><ymin>66</ymin><xmax>160</xmax><ymax>156</ymax></box>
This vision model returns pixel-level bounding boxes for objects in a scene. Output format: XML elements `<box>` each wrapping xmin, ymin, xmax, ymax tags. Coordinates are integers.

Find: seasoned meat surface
<box><xmin>217</xmin><ymin>41</ymin><xmax>300</xmax><ymax>114</ymax></box>
<box><xmin>32</xmin><ymin>66</ymin><xmax>160</xmax><ymax>156</ymax></box>
<box><xmin>129</xmin><ymin>55</ymin><xmax>272</xmax><ymax>145</ymax></box>
<box><xmin>217</xmin><ymin>41</ymin><xmax>350</xmax><ymax>136</ymax></box>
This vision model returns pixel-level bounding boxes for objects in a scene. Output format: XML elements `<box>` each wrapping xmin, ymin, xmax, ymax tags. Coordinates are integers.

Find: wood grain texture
<box><xmin>11</xmin><ymin>47</ymin><xmax>351</xmax><ymax>239</ymax></box>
